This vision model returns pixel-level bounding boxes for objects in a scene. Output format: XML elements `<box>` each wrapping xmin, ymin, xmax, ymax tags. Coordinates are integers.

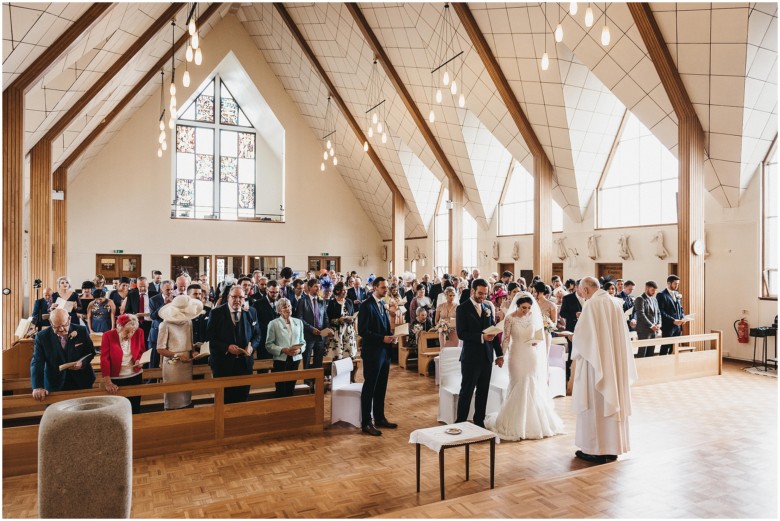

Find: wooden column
<box><xmin>534</xmin><ymin>158</ymin><xmax>553</xmax><ymax>282</ymax></box>
<box><xmin>678</xmin><ymin>119</ymin><xmax>705</xmax><ymax>335</ymax></box>
<box><xmin>3</xmin><ymin>87</ymin><xmax>24</xmax><ymax>347</ymax></box>
<box><xmin>29</xmin><ymin>141</ymin><xmax>52</xmax><ymax>307</ymax></box>
<box><xmin>52</xmin><ymin>167</ymin><xmax>68</xmax><ymax>278</ymax></box>
<box><xmin>391</xmin><ymin>192</ymin><xmax>405</xmax><ymax>277</ymax></box>
<box><xmin>448</xmin><ymin>181</ymin><xmax>464</xmax><ymax>275</ymax></box>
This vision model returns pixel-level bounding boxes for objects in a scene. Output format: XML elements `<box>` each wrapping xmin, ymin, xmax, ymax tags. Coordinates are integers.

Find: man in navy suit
<box><xmin>31</xmin><ymin>287</ymin><xmax>54</xmax><ymax>329</ymax></box>
<box><xmin>147</xmin><ymin>280</ymin><xmax>174</xmax><ymax>370</ymax></box>
<box><xmin>147</xmin><ymin>270</ymin><xmax>163</xmax><ymax>298</ymax></box>
<box><xmin>455</xmin><ymin>279</ymin><xmax>503</xmax><ymax>428</ymax></box>
<box><xmin>656</xmin><ymin>275</ymin><xmax>685</xmax><ymax>356</ymax></box>
<box><xmin>358</xmin><ymin>277</ymin><xmax>398</xmax><ymax>436</ymax></box>
<box><xmin>296</xmin><ymin>278</ymin><xmax>332</xmax><ymax>389</ymax></box>
<box><xmin>252</xmin><ymin>280</ymin><xmax>280</xmax><ymax>360</ymax></box>
<box><xmin>31</xmin><ymin>308</ymin><xmax>96</xmax><ymax>401</ymax></box>
<box><xmin>559</xmin><ymin>280</ymin><xmax>584</xmax><ymax>381</ymax></box>
<box><xmin>346</xmin><ymin>277</ymin><xmax>366</xmax><ymax>309</ymax></box>
<box><xmin>207</xmin><ymin>285</ymin><xmax>261</xmax><ymax>403</ymax></box>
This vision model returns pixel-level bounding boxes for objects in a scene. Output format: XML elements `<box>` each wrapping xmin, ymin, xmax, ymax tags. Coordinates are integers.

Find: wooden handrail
<box><xmin>631</xmin><ymin>331</ymin><xmax>721</xmax><ymax>348</ymax></box>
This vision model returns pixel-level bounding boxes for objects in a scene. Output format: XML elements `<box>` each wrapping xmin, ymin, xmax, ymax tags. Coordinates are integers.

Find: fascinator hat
<box><xmin>319</xmin><ymin>275</ymin><xmax>333</xmax><ymax>291</ymax></box>
<box><xmin>159</xmin><ymin>295</ymin><xmax>203</xmax><ymax>323</ymax></box>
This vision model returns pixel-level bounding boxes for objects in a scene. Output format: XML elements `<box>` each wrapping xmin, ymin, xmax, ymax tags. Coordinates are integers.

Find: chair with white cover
<box><xmin>330</xmin><ymin>358</ymin><xmax>363</xmax><ymax>427</ymax></box>
<box><xmin>438</xmin><ymin>347</ymin><xmax>474</xmax><ymax>423</ymax></box>
<box><xmin>487</xmin><ymin>356</ymin><xmax>509</xmax><ymax>415</ymax></box>
<box><xmin>548</xmin><ymin>337</ymin><xmax>567</xmax><ymax>398</ymax></box>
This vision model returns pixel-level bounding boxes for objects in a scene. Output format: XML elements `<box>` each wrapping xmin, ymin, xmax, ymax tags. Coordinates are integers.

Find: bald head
<box><xmin>579</xmin><ymin>277</ymin><xmax>600</xmax><ymax>300</ymax></box>
<box><xmin>49</xmin><ymin>308</ymin><xmax>70</xmax><ymax>336</ymax></box>
<box><xmin>175</xmin><ymin>276</ymin><xmax>188</xmax><ymax>293</ymax></box>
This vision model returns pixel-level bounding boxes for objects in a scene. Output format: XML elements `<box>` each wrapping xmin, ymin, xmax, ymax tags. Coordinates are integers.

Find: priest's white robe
<box><xmin>572</xmin><ymin>289</ymin><xmax>637</xmax><ymax>455</ymax></box>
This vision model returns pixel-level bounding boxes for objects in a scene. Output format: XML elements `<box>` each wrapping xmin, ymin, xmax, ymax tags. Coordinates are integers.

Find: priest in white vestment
<box><xmin>571</xmin><ymin>277</ymin><xmax>637</xmax><ymax>463</ymax></box>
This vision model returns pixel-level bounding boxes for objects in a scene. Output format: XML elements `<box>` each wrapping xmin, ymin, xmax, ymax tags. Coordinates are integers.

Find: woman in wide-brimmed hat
<box><xmin>156</xmin><ymin>294</ymin><xmax>203</xmax><ymax>409</ymax></box>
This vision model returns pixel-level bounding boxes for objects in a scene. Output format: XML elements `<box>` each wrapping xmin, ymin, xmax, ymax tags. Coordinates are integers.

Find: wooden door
<box><xmin>96</xmin><ymin>254</ymin><xmax>141</xmax><ymax>281</ymax></box>
<box><xmin>596</xmin><ymin>262</ymin><xmax>623</xmax><ymax>281</ymax></box>
<box><xmin>552</xmin><ymin>263</ymin><xmax>563</xmax><ymax>281</ymax></box>
<box><xmin>519</xmin><ymin>269</ymin><xmax>534</xmax><ymax>286</ymax></box>
<box><xmin>498</xmin><ymin>262</ymin><xmax>514</xmax><ymax>277</ymax></box>
<box><xmin>308</xmin><ymin>256</ymin><xmax>340</xmax><ymax>273</ymax></box>
<box><xmin>215</xmin><ymin>255</ymin><xmax>244</xmax><ymax>285</ymax></box>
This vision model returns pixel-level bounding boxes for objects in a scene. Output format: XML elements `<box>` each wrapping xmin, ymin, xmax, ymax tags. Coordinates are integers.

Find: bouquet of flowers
<box><xmin>544</xmin><ymin>318</ymin><xmax>557</xmax><ymax>334</ymax></box>
<box><xmin>433</xmin><ymin>319</ymin><xmax>454</xmax><ymax>340</ymax></box>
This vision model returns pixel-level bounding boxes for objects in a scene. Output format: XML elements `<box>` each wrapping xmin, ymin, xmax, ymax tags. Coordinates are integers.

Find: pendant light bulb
<box><xmin>569</xmin><ymin>1</ymin><xmax>578</xmax><ymax>15</ymax></box>
<box><xmin>442</xmin><ymin>70</ymin><xmax>450</xmax><ymax>86</ymax></box>
<box><xmin>323</xmin><ymin>150</ymin><xmax>328</xmax><ymax>160</ymax></box>
<box><xmin>381</xmin><ymin>132</ymin><xmax>387</xmax><ymax>144</ymax></box>
<box><xmin>159</xmin><ymin>120</ymin><xmax>165</xmax><ymax>131</ymax></box>
<box><xmin>320</xmin><ymin>162</ymin><xmax>325</xmax><ymax>172</ymax></box>
<box><xmin>363</xmin><ymin>141</ymin><xmax>369</xmax><ymax>152</ymax></box>
<box><xmin>329</xmin><ymin>147</ymin><xmax>334</xmax><ymax>157</ymax></box>
<box><xmin>183</xmin><ymin>70</ymin><xmax>190</xmax><ymax>88</ymax></box>
<box><xmin>372</xmin><ymin>112</ymin><xmax>378</xmax><ymax>125</ymax></box>
<box><xmin>458</xmin><ymin>93</ymin><xmax>465</xmax><ymax>107</ymax></box>
<box><xmin>326</xmin><ymin>139</ymin><xmax>332</xmax><ymax>150</ymax></box>
<box><xmin>555</xmin><ymin>24</ymin><xmax>564</xmax><ymax>42</ymax></box>
<box><xmin>368</xmin><ymin>126</ymin><xmax>374</xmax><ymax>138</ymax></box>
<box><xmin>541</xmin><ymin>52</ymin><xmax>550</xmax><ymax>71</ymax></box>
<box><xmin>169</xmin><ymin>82</ymin><xmax>176</xmax><ymax>96</ymax></box>
<box><xmin>159</xmin><ymin>131</ymin><xmax>165</xmax><ymax>143</ymax></box>
<box><xmin>188</xmin><ymin>19</ymin><xmax>196</xmax><ymax>36</ymax></box>
<box><xmin>450</xmin><ymin>80</ymin><xmax>457</xmax><ymax>95</ymax></box>
<box><xmin>428</xmin><ymin>109</ymin><xmax>435</xmax><ymax>123</ymax></box>
<box><xmin>601</xmin><ymin>24</ymin><xmax>611</xmax><ymax>46</ymax></box>
<box><xmin>191</xmin><ymin>31</ymin><xmax>199</xmax><ymax>50</ymax></box>
<box><xmin>169</xmin><ymin>115</ymin><xmax>175</xmax><ymax>128</ymax></box>
<box><xmin>161</xmin><ymin>141</ymin><xmax>167</xmax><ymax>151</ymax></box>
<box><xmin>157</xmin><ymin>147</ymin><xmax>163</xmax><ymax>158</ymax></box>
<box><xmin>585</xmin><ymin>6</ymin><xmax>594</xmax><ymax>27</ymax></box>
<box><xmin>194</xmin><ymin>47</ymin><xmax>203</xmax><ymax>66</ymax></box>
<box><xmin>377</xmin><ymin>121</ymin><xmax>383</xmax><ymax>133</ymax></box>
<box><xmin>435</xmin><ymin>89</ymin><xmax>442</xmax><ymax>103</ymax></box>
<box><xmin>333</xmin><ymin>156</ymin><xmax>338</xmax><ymax>166</ymax></box>
<box><xmin>186</xmin><ymin>44</ymin><xmax>193</xmax><ymax>62</ymax></box>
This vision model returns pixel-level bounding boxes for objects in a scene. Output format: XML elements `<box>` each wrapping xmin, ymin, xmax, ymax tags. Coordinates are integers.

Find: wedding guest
<box><xmin>31</xmin><ymin>308</ymin><xmax>96</xmax><ymax>401</ymax></box>
<box><xmin>93</xmin><ymin>274</ymin><xmax>108</xmax><ymax>296</ymax></box>
<box><xmin>560</xmin><ymin>280</ymin><xmax>584</xmax><ymax>381</ymax></box>
<box><xmin>603</xmin><ymin>281</ymin><xmax>617</xmax><ymax>296</ymax></box>
<box><xmin>296</xmin><ymin>279</ymin><xmax>332</xmax><ymax>389</ymax></box>
<box><xmin>156</xmin><ymin>295</ymin><xmax>203</xmax><ymax>409</ymax></box>
<box><xmin>434</xmin><ymin>286</ymin><xmax>459</xmax><ymax>347</ymax></box>
<box><xmin>409</xmin><ymin>283</ymin><xmax>432</xmax><ymax>323</ymax></box>
<box><xmin>78</xmin><ymin>281</ymin><xmax>96</xmax><ymax>323</ymax></box>
<box><xmin>618</xmin><ymin>280</ymin><xmax>637</xmax><ymax>331</ymax></box>
<box><xmin>108</xmin><ymin>277</ymin><xmax>130</xmax><ymax>315</ymax></box>
<box><xmin>265</xmin><ymin>298</ymin><xmax>305</xmax><ymax>397</ymax></box>
<box><xmin>279</xmin><ymin>267</ymin><xmax>294</xmax><ymax>301</ymax></box>
<box><xmin>148</xmin><ymin>280</ymin><xmax>174</xmax><ymax>370</ymax></box>
<box><xmin>253</xmin><ymin>280</ymin><xmax>280</xmax><ymax>359</ymax></box>
<box><xmin>148</xmin><ymin>270</ymin><xmax>163</xmax><ymax>297</ymax></box>
<box><xmin>122</xmin><ymin>276</ymin><xmax>152</xmax><ymax>339</ymax></box>
<box><xmin>320</xmin><ymin>276</ymin><xmax>334</xmax><ymax>302</ymax></box>
<box><xmin>533</xmin><ymin>282</ymin><xmax>558</xmax><ymax>351</ymax></box>
<box><xmin>173</xmin><ymin>275</ymin><xmax>189</xmax><ymax>297</ymax></box>
<box><xmin>409</xmin><ymin>307</ymin><xmax>432</xmax><ymax>352</ymax></box>
<box><xmin>87</xmin><ymin>289</ymin><xmax>115</xmax><ymax>334</ymax></box>
<box><xmin>347</xmin><ymin>277</ymin><xmax>366</xmax><ymax>308</ymax></box>
<box><xmin>327</xmin><ymin>282</ymin><xmax>357</xmax><ymax>359</ymax></box>
<box><xmin>634</xmin><ymin>281</ymin><xmax>662</xmax><ymax>356</ymax></box>
<box><xmin>290</xmin><ymin>278</ymin><xmax>305</xmax><ymax>313</ymax></box>
<box><xmin>571</xmin><ymin>277</ymin><xmax>637</xmax><ymax>464</ymax></box>
<box><xmin>101</xmin><ymin>314</ymin><xmax>146</xmax><ymax>414</ymax></box>
<box><xmin>51</xmin><ymin>276</ymin><xmax>80</xmax><ymax>322</ymax></box>
<box><xmin>657</xmin><ymin>275</ymin><xmax>685</xmax><ymax>356</ymax></box>
<box><xmin>491</xmin><ymin>288</ymin><xmax>508</xmax><ymax>321</ymax></box>
<box><xmin>503</xmin><ymin>282</ymin><xmax>521</xmax><ymax>314</ymax></box>
<box><xmin>32</xmin><ymin>287</ymin><xmax>54</xmax><ymax>329</ymax></box>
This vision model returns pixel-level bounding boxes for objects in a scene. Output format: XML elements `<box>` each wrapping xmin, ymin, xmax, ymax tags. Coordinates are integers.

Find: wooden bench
<box><xmin>417</xmin><ymin>331</ymin><xmax>441</xmax><ymax>376</ymax></box>
<box><xmin>398</xmin><ymin>336</ymin><xmax>416</xmax><ymax>370</ymax></box>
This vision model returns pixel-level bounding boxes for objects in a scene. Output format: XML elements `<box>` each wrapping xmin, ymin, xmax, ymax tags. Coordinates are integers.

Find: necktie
<box><xmin>59</xmin><ymin>335</ymin><xmax>67</xmax><ymax>349</ymax></box>
<box><xmin>139</xmin><ymin>294</ymin><xmax>145</xmax><ymax>314</ymax></box>
<box><xmin>233</xmin><ymin>311</ymin><xmax>240</xmax><ymax>325</ymax></box>
<box><xmin>313</xmin><ymin>299</ymin><xmax>320</xmax><ymax>328</ymax></box>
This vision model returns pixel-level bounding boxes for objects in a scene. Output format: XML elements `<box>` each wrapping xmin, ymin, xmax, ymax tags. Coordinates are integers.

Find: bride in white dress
<box><xmin>486</xmin><ymin>293</ymin><xmax>565</xmax><ymax>440</ymax></box>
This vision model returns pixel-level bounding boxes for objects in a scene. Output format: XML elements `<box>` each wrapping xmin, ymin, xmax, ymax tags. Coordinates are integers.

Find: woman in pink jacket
<box><xmin>101</xmin><ymin>314</ymin><xmax>146</xmax><ymax>414</ymax></box>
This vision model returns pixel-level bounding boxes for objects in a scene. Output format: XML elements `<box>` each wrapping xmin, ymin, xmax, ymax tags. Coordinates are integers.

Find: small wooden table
<box><xmin>409</xmin><ymin>422</ymin><xmax>497</xmax><ymax>500</ymax></box>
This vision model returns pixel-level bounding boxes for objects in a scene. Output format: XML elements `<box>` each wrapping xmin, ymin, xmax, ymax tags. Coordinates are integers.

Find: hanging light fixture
<box><xmin>168</xmin><ymin>20</ymin><xmax>178</xmax><ymax>120</ymax></box>
<box><xmin>364</xmin><ymin>59</ymin><xmax>389</xmax><ymax>149</ymax></box>
<box><xmin>540</xmin><ymin>2</ymin><xmax>550</xmax><ymax>71</ymax></box>
<box><xmin>363</xmin><ymin>141</ymin><xmax>369</xmax><ymax>152</ymax></box>
<box><xmin>156</xmin><ymin>70</ymin><xmax>166</xmax><ymax>158</ymax></box>
<box><xmin>194</xmin><ymin>47</ymin><xmax>203</xmax><ymax>66</ymax></box>
<box><xmin>321</xmin><ymin>96</ymin><xmax>338</xmax><ymax>172</ymax></box>
<box><xmin>554</xmin><ymin>3</ymin><xmax>564</xmax><ymax>42</ymax></box>
<box><xmin>183</xmin><ymin>63</ymin><xmax>190</xmax><ymax>88</ymax></box>
<box><xmin>569</xmin><ymin>1</ymin><xmax>578</xmax><ymax>15</ymax></box>
<box><xmin>585</xmin><ymin>3</ymin><xmax>594</xmax><ymax>27</ymax></box>
<box><xmin>428</xmin><ymin>3</ymin><xmax>466</xmax><ymax>123</ymax></box>
<box><xmin>601</xmin><ymin>3</ymin><xmax>611</xmax><ymax>46</ymax></box>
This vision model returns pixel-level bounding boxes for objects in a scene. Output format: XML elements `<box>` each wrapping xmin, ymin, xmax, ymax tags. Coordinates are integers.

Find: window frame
<box><xmin>433</xmin><ymin>186</ymin><xmax>449</xmax><ymax>277</ymax></box>
<box><xmin>761</xmin><ymin>135</ymin><xmax>778</xmax><ymax>300</ymax></box>
<box><xmin>496</xmin><ymin>161</ymin><xmax>564</xmax><ymax>237</ymax></box>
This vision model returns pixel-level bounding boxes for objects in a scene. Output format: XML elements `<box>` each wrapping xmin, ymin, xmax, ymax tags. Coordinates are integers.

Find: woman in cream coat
<box><xmin>265</xmin><ymin>298</ymin><xmax>306</xmax><ymax>397</ymax></box>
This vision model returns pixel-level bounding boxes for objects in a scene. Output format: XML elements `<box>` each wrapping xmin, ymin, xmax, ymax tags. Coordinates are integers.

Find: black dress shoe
<box><xmin>376</xmin><ymin>419</ymin><xmax>397</xmax><ymax>429</ymax></box>
<box><xmin>603</xmin><ymin>455</ymin><xmax>618</xmax><ymax>462</ymax></box>
<box><xmin>362</xmin><ymin>424</ymin><xmax>382</xmax><ymax>436</ymax></box>
<box><xmin>575</xmin><ymin>450</ymin><xmax>608</xmax><ymax>464</ymax></box>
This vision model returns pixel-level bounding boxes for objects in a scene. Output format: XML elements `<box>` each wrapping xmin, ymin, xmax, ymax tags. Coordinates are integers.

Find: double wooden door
<box><xmin>96</xmin><ymin>254</ymin><xmax>142</xmax><ymax>281</ymax></box>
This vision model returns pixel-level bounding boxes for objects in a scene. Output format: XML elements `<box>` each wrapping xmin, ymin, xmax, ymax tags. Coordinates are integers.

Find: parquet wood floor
<box><xmin>2</xmin><ymin>361</ymin><xmax>776</xmax><ymax>518</ymax></box>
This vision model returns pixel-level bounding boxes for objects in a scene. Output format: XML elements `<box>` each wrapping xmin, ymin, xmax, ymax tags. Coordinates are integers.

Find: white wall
<box><xmin>67</xmin><ymin>14</ymin><xmax>384</xmax><ymax>283</ymax></box>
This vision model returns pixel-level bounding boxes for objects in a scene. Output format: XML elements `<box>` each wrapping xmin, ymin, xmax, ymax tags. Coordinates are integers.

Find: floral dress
<box><xmin>327</xmin><ymin>299</ymin><xmax>357</xmax><ymax>360</ymax></box>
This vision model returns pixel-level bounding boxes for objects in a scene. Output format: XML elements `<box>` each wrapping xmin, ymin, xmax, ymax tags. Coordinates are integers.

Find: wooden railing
<box><xmin>630</xmin><ymin>330</ymin><xmax>722</xmax><ymax>386</ymax></box>
<box><xmin>3</xmin><ymin>369</ymin><xmax>325</xmax><ymax>477</ymax></box>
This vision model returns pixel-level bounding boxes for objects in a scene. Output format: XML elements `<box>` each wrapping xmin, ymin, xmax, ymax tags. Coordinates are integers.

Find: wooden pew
<box><xmin>417</xmin><ymin>331</ymin><xmax>440</xmax><ymax>376</ymax></box>
<box><xmin>630</xmin><ymin>330</ymin><xmax>723</xmax><ymax>386</ymax></box>
<box><xmin>3</xmin><ymin>369</ymin><xmax>325</xmax><ymax>477</ymax></box>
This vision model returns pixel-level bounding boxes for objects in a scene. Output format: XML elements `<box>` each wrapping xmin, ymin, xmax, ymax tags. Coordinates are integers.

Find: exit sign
<box><xmin>113</xmin><ymin>249</ymin><xmax>124</xmax><ymax>253</ymax></box>
<box><xmin>321</xmin><ymin>252</ymin><xmax>329</xmax><ymax>256</ymax></box>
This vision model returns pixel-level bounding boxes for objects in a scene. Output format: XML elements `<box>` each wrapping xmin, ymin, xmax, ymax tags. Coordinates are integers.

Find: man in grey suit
<box><xmin>633</xmin><ymin>280</ymin><xmax>662</xmax><ymax>357</ymax></box>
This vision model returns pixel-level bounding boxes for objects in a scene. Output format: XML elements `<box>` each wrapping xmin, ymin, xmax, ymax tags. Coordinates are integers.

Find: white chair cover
<box><xmin>331</xmin><ymin>357</ymin><xmax>363</xmax><ymax>427</ymax></box>
<box><xmin>548</xmin><ymin>339</ymin><xmax>567</xmax><ymax>398</ymax></box>
<box><xmin>438</xmin><ymin>347</ymin><xmax>474</xmax><ymax>423</ymax></box>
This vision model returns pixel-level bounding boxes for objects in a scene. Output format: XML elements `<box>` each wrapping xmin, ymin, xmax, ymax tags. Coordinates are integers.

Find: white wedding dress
<box><xmin>486</xmin><ymin>297</ymin><xmax>565</xmax><ymax>441</ymax></box>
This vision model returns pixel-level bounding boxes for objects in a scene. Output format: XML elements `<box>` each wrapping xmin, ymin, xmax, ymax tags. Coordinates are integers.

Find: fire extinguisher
<box><xmin>734</xmin><ymin>318</ymin><xmax>750</xmax><ymax>344</ymax></box>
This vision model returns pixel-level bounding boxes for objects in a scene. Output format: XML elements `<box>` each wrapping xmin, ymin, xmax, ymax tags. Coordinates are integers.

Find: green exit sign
<box><xmin>321</xmin><ymin>252</ymin><xmax>329</xmax><ymax>256</ymax></box>
<box><xmin>113</xmin><ymin>249</ymin><xmax>124</xmax><ymax>254</ymax></box>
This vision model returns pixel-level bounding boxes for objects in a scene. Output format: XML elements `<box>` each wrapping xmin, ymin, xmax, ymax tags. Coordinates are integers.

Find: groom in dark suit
<box><xmin>30</xmin><ymin>308</ymin><xmax>96</xmax><ymax>401</ymax></box>
<box><xmin>455</xmin><ymin>279</ymin><xmax>503</xmax><ymax>428</ymax></box>
<box><xmin>358</xmin><ymin>277</ymin><xmax>398</xmax><ymax>436</ymax></box>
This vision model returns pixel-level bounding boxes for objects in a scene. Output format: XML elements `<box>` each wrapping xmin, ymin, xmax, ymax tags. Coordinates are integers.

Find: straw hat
<box><xmin>158</xmin><ymin>295</ymin><xmax>203</xmax><ymax>323</ymax></box>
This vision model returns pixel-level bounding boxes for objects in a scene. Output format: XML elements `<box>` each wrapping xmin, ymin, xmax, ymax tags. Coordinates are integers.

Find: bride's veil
<box><xmin>505</xmin><ymin>291</ymin><xmax>545</xmax><ymax>334</ymax></box>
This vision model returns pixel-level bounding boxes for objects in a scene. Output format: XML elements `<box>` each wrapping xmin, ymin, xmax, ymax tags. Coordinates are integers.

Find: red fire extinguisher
<box><xmin>734</xmin><ymin>318</ymin><xmax>750</xmax><ymax>344</ymax></box>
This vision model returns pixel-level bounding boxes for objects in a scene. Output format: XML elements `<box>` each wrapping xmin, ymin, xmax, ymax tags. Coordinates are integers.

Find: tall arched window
<box><xmin>763</xmin><ymin>140</ymin><xmax>777</xmax><ymax>298</ymax></box>
<box><xmin>434</xmin><ymin>188</ymin><xmax>449</xmax><ymax>277</ymax></box>
<box><xmin>597</xmin><ymin>112</ymin><xmax>678</xmax><ymax>228</ymax></box>
<box><xmin>173</xmin><ymin>77</ymin><xmax>257</xmax><ymax>220</ymax></box>
<box><xmin>499</xmin><ymin>162</ymin><xmax>563</xmax><ymax>235</ymax></box>
<box><xmin>462</xmin><ymin>209</ymin><xmax>478</xmax><ymax>273</ymax></box>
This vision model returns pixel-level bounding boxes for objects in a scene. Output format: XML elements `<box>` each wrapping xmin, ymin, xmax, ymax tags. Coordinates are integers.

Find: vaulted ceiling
<box><xmin>4</xmin><ymin>2</ymin><xmax>777</xmax><ymax>241</ymax></box>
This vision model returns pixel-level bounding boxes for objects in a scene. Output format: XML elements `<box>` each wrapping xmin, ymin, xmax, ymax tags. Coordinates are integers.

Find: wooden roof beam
<box><xmin>60</xmin><ymin>3</ymin><xmax>222</xmax><ymax>170</ymax></box>
<box><xmin>345</xmin><ymin>2</ymin><xmax>464</xmax><ymax>195</ymax></box>
<box><xmin>273</xmin><ymin>3</ymin><xmax>402</xmax><ymax>199</ymax></box>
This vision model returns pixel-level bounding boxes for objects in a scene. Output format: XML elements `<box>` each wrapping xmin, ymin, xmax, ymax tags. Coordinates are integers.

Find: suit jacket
<box><xmin>346</xmin><ymin>287</ymin><xmax>366</xmax><ymax>307</ymax></box>
<box><xmin>296</xmin><ymin>295</ymin><xmax>329</xmax><ymax>342</ymax></box>
<box><xmin>617</xmin><ymin>291</ymin><xmax>636</xmax><ymax>321</ymax></box>
<box><xmin>147</xmin><ymin>281</ymin><xmax>162</xmax><ymax>298</ymax></box>
<box><xmin>31</xmin><ymin>325</ymin><xmax>96</xmax><ymax>391</ymax></box>
<box><xmin>252</xmin><ymin>296</ymin><xmax>278</xmax><ymax>359</ymax></box>
<box><xmin>656</xmin><ymin>288</ymin><xmax>684</xmax><ymax>335</ymax></box>
<box><xmin>147</xmin><ymin>293</ymin><xmax>168</xmax><ymax>346</ymax></box>
<box><xmin>100</xmin><ymin>328</ymin><xmax>146</xmax><ymax>377</ymax></box>
<box><xmin>122</xmin><ymin>288</ymin><xmax>152</xmax><ymax>316</ymax></box>
<box><xmin>32</xmin><ymin>297</ymin><xmax>53</xmax><ymax>327</ymax></box>
<box><xmin>428</xmin><ymin>283</ymin><xmax>443</xmax><ymax>310</ymax></box>
<box><xmin>206</xmin><ymin>304</ymin><xmax>261</xmax><ymax>374</ymax></box>
<box><xmin>559</xmin><ymin>292</ymin><xmax>583</xmax><ymax>333</ymax></box>
<box><xmin>455</xmin><ymin>300</ymin><xmax>502</xmax><ymax>364</ymax></box>
<box><xmin>634</xmin><ymin>293</ymin><xmax>661</xmax><ymax>340</ymax></box>
<box><xmin>265</xmin><ymin>317</ymin><xmax>306</xmax><ymax>361</ymax></box>
<box><xmin>358</xmin><ymin>297</ymin><xmax>392</xmax><ymax>359</ymax></box>
<box><xmin>326</xmin><ymin>298</ymin><xmax>354</xmax><ymax>327</ymax></box>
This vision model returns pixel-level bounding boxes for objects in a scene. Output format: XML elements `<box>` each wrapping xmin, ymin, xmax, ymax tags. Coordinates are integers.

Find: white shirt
<box><xmin>115</xmin><ymin>338</ymin><xmax>135</xmax><ymax>379</ymax></box>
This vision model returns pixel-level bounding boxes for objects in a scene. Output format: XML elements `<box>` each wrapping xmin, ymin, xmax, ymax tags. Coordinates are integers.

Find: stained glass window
<box><xmin>173</xmin><ymin>75</ymin><xmax>257</xmax><ymax>220</ymax></box>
